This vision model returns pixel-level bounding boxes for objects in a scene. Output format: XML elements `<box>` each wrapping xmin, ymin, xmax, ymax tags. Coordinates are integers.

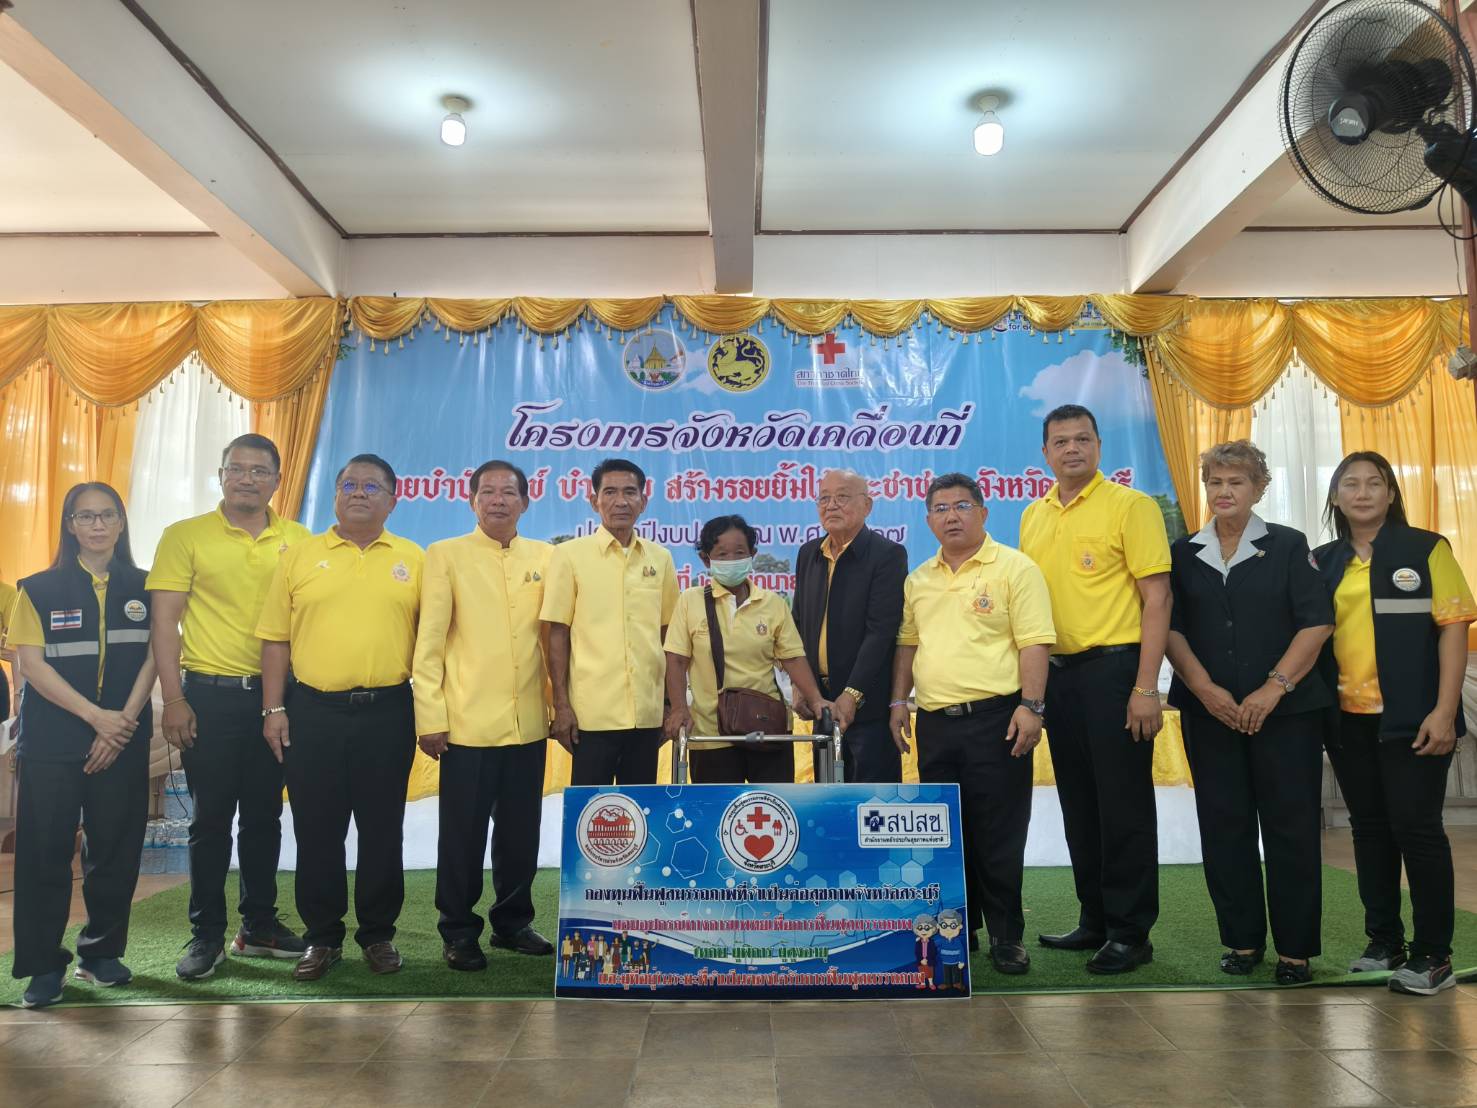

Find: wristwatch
<box><xmin>262</xmin><ymin>705</ymin><xmax>287</xmax><ymax>718</ymax></box>
<box><xmin>843</xmin><ymin>687</ymin><xmax>865</xmax><ymax>706</ymax></box>
<box><xmin>1021</xmin><ymin>697</ymin><xmax>1046</xmax><ymax>717</ymax></box>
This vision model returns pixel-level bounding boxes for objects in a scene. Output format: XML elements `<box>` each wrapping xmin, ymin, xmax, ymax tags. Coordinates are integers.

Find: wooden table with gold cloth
<box><xmin>405</xmin><ymin>710</ymin><xmax>1191</xmax><ymax>801</ymax></box>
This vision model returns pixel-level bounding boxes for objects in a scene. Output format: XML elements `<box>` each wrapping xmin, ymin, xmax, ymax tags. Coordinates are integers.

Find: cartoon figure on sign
<box><xmin>560</xmin><ymin>932</ymin><xmax>574</xmax><ymax>977</ymax></box>
<box><xmin>571</xmin><ymin>931</ymin><xmax>587</xmax><ymax>979</ymax></box>
<box><xmin>912</xmin><ymin>913</ymin><xmax>938</xmax><ymax>991</ymax></box>
<box><xmin>935</xmin><ymin>909</ymin><xmax>968</xmax><ymax>991</ymax></box>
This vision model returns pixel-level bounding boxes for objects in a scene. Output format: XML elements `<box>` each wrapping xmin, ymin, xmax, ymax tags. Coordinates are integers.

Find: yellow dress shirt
<box><xmin>146</xmin><ymin>504</ymin><xmax>312</xmax><ymax>676</ymax></box>
<box><xmin>898</xmin><ymin>537</ymin><xmax>1056</xmax><ymax>710</ymax></box>
<box><xmin>539</xmin><ymin>527</ymin><xmax>678</xmax><ymax>730</ymax></box>
<box><xmin>1333</xmin><ymin>541</ymin><xmax>1477</xmax><ymax>714</ymax></box>
<box><xmin>1019</xmin><ymin>471</ymin><xmax>1171</xmax><ymax>655</ymax></box>
<box><xmin>255</xmin><ymin>527</ymin><xmax>423</xmax><ymax>692</ymax></box>
<box><xmin>664</xmin><ymin>581</ymin><xmax>806</xmax><ymax>744</ymax></box>
<box><xmin>413</xmin><ymin>529</ymin><xmax>552</xmax><ymax>747</ymax></box>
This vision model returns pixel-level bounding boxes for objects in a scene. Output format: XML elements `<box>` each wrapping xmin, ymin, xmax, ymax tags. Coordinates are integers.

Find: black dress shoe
<box><xmin>443</xmin><ymin>939</ymin><xmax>488</xmax><ymax>972</ymax></box>
<box><xmin>1219</xmin><ymin>948</ymin><xmax>1265</xmax><ymax>976</ymax></box>
<box><xmin>1275</xmin><ymin>959</ymin><xmax>1312</xmax><ymax>986</ymax></box>
<box><xmin>490</xmin><ymin>926</ymin><xmax>555</xmax><ymax>956</ymax></box>
<box><xmin>989</xmin><ymin>941</ymin><xmax>1030</xmax><ymax>975</ymax></box>
<box><xmin>1038</xmin><ymin>926</ymin><xmax>1107</xmax><ymax>951</ymax></box>
<box><xmin>968</xmin><ymin>931</ymin><xmax>981</xmax><ymax>953</ymax></box>
<box><xmin>1086</xmin><ymin>939</ymin><xmax>1153</xmax><ymax>975</ymax></box>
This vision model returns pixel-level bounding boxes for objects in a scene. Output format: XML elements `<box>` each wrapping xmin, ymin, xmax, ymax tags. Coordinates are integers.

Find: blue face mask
<box><xmin>709</xmin><ymin>558</ymin><xmax>753</xmax><ymax>588</ymax></box>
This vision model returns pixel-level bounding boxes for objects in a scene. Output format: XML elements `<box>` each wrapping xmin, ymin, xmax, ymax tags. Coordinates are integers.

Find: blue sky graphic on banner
<box><xmin>303</xmin><ymin>308</ymin><xmax>1177</xmax><ymax>586</ymax></box>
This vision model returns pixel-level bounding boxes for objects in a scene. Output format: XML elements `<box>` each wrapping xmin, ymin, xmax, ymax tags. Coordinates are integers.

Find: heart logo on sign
<box><xmin>744</xmin><ymin>834</ymin><xmax>775</xmax><ymax>860</ymax></box>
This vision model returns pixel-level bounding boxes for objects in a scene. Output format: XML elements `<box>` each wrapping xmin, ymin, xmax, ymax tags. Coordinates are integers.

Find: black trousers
<box><xmin>570</xmin><ymin>728</ymin><xmax>661</xmax><ymax>786</ymax></box>
<box><xmin>180</xmin><ymin>679</ymin><xmax>287</xmax><ymax>941</ymax></box>
<box><xmin>12</xmin><ymin>749</ymin><xmax>149</xmax><ymax>978</ymax></box>
<box><xmin>1327</xmin><ymin>711</ymin><xmax>1455</xmax><ymax>959</ymax></box>
<box><xmin>1182</xmin><ymin>711</ymin><xmax>1324</xmax><ymax>959</ymax></box>
<box><xmin>811</xmin><ymin>678</ymin><xmax>903</xmax><ymax>783</ymax></box>
<box><xmin>284</xmin><ymin>687</ymin><xmax>416</xmax><ymax>949</ymax></box>
<box><xmin>916</xmin><ymin>696</ymin><xmax>1033</xmax><ymax>944</ymax></box>
<box><xmin>1044</xmin><ymin>650</ymin><xmax>1158</xmax><ymax>944</ymax></box>
<box><xmin>436</xmin><ymin>739</ymin><xmax>547</xmax><ymax>944</ymax></box>
<box><xmin>690</xmin><ymin>741</ymin><xmax>795</xmax><ymax>784</ymax></box>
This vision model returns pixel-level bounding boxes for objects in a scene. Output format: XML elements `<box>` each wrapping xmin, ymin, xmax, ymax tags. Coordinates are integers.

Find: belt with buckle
<box><xmin>183</xmin><ymin>671</ymin><xmax>261</xmax><ymax>691</ymax></box>
<box><xmin>296</xmin><ymin>681</ymin><xmax>410</xmax><ymax>707</ymax></box>
<box><xmin>1048</xmin><ymin>643</ymin><xmax>1138</xmax><ymax>670</ymax></box>
<box><xmin>926</xmin><ymin>694</ymin><xmax>1013</xmax><ymax>718</ymax></box>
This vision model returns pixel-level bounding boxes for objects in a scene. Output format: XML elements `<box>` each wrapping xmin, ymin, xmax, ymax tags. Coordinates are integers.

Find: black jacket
<box><xmin>16</xmin><ymin>558</ymin><xmax>153</xmax><ymax>762</ymax></box>
<box><xmin>1313</xmin><ymin>523</ymin><xmax>1467</xmax><ymax>743</ymax></box>
<box><xmin>1167</xmin><ymin>519</ymin><xmax>1333</xmax><ymax>719</ymax></box>
<box><xmin>792</xmin><ymin>527</ymin><xmax>908</xmax><ymax>723</ymax></box>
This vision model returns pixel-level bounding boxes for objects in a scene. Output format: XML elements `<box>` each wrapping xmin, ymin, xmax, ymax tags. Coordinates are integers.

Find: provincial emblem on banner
<box><xmin>622</xmin><ymin>331</ymin><xmax>686</xmax><ymax>391</ymax></box>
<box><xmin>707</xmin><ymin>335</ymin><xmax>771</xmax><ymax>393</ymax></box>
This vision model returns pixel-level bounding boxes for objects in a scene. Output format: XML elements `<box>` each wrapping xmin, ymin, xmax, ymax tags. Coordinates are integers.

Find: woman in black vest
<box><xmin>8</xmin><ymin>482</ymin><xmax>155</xmax><ymax>1008</ymax></box>
<box><xmin>1315</xmin><ymin>451</ymin><xmax>1476</xmax><ymax>996</ymax></box>
<box><xmin>1166</xmin><ymin>441</ymin><xmax>1334</xmax><ymax>985</ymax></box>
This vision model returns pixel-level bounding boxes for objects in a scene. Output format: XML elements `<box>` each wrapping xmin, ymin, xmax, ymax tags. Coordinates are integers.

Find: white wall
<box><xmin>1175</xmin><ymin>229</ymin><xmax>1460</xmax><ymax>297</ymax></box>
<box><xmin>0</xmin><ymin>235</ymin><xmax>291</xmax><ymax>303</ymax></box>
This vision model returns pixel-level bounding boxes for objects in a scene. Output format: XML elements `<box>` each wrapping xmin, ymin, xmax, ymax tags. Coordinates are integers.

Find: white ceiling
<box><xmin>133</xmin><ymin>0</ymin><xmax>709</xmax><ymax>234</ymax></box>
<box><xmin>762</xmin><ymin>0</ymin><xmax>1307</xmax><ymax>231</ymax></box>
<box><xmin>0</xmin><ymin>61</ymin><xmax>206</xmax><ymax>233</ymax></box>
<box><xmin>1252</xmin><ymin>185</ymin><xmax>1451</xmax><ymax>228</ymax></box>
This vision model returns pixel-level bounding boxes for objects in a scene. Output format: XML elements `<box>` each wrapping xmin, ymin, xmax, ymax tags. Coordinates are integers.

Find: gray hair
<box><xmin>1200</xmin><ymin>439</ymin><xmax>1271</xmax><ymax>491</ymax></box>
<box><xmin>937</xmin><ymin>908</ymin><xmax>963</xmax><ymax>927</ymax></box>
<box><xmin>821</xmin><ymin>468</ymin><xmax>869</xmax><ymax>494</ymax></box>
<box><xmin>913</xmin><ymin>913</ymin><xmax>937</xmax><ymax>929</ymax></box>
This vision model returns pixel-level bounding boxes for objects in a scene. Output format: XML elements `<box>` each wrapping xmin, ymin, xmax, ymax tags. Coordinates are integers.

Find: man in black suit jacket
<box><xmin>793</xmin><ymin>469</ymin><xmax>908</xmax><ymax>782</ymax></box>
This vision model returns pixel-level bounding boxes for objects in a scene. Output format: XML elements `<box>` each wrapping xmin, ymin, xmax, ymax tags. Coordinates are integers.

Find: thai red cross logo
<box><xmin>719</xmin><ymin>792</ymin><xmax>799</xmax><ymax>874</ymax></box>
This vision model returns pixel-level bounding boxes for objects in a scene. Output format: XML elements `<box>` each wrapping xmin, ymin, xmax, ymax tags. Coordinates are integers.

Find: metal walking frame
<box><xmin>671</xmin><ymin>709</ymin><xmax>844</xmax><ymax>784</ymax></box>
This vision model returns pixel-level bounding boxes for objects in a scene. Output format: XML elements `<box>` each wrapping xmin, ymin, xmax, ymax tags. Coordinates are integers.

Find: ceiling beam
<box><xmin>0</xmin><ymin>2</ymin><xmax>340</xmax><ymax>295</ymax></box>
<box><xmin>1123</xmin><ymin>2</ymin><xmax>1328</xmax><ymax>292</ymax></box>
<box><xmin>691</xmin><ymin>0</ymin><xmax>761</xmax><ymax>294</ymax></box>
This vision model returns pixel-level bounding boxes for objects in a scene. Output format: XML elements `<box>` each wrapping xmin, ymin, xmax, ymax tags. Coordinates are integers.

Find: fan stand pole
<box><xmin>1446</xmin><ymin>0</ymin><xmax>1477</xmax><ymax>397</ymax></box>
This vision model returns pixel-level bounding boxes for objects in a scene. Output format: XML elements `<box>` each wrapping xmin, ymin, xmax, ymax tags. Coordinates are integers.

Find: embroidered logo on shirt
<box><xmin>279</xmin><ymin>541</ymin><xmax>289</xmax><ymax>553</ymax></box>
<box><xmin>1392</xmin><ymin>567</ymin><xmax>1422</xmax><ymax>593</ymax></box>
<box><xmin>973</xmin><ymin>589</ymin><xmax>994</xmax><ymax>615</ymax></box>
<box><xmin>50</xmin><ymin>609</ymin><xmax>83</xmax><ymax>630</ymax></box>
<box><xmin>123</xmin><ymin>599</ymin><xmax>147</xmax><ymax>623</ymax></box>
<box><xmin>755</xmin><ymin>621</ymin><xmax>768</xmax><ymax>636</ymax></box>
<box><xmin>391</xmin><ymin>561</ymin><xmax>411</xmax><ymax>583</ymax></box>
<box><xmin>1079</xmin><ymin>550</ymin><xmax>1095</xmax><ymax>571</ymax></box>
<box><xmin>525</xmin><ymin>571</ymin><xmax>542</xmax><ymax>583</ymax></box>
<box><xmin>643</xmin><ymin>565</ymin><xmax>657</xmax><ymax>577</ymax></box>
<box><xmin>316</xmin><ymin>560</ymin><xmax>331</xmax><ymax>570</ymax></box>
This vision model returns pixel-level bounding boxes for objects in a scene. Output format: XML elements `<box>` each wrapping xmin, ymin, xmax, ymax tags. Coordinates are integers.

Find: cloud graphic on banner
<box><xmin>1017</xmin><ymin>350</ymin><xmax>1149</xmax><ymax>422</ymax></box>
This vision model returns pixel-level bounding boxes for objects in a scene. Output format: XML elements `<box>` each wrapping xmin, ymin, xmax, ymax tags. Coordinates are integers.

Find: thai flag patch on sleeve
<box><xmin>50</xmin><ymin>609</ymin><xmax>83</xmax><ymax>630</ymax></box>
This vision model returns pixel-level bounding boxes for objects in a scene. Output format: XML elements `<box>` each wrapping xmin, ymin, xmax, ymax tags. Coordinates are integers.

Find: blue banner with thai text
<box><xmin>555</xmin><ymin>782</ymin><xmax>969</xmax><ymax>1000</ymax></box>
<box><xmin>301</xmin><ymin>307</ymin><xmax>1181</xmax><ymax>579</ymax></box>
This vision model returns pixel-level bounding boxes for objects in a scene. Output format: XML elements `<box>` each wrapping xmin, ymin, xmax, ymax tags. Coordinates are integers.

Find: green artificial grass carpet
<box><xmin>5</xmin><ymin>864</ymin><xmax>1474</xmax><ymax>1006</ymax></box>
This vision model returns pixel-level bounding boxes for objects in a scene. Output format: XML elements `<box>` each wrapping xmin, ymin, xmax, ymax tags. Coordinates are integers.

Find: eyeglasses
<box><xmin>71</xmin><ymin>509</ymin><xmax>120</xmax><ymax>527</ymax></box>
<box><xmin>929</xmin><ymin>501</ymin><xmax>981</xmax><ymax>516</ymax></box>
<box><xmin>223</xmin><ymin>464</ymin><xmax>276</xmax><ymax>481</ymax></box>
<box><xmin>817</xmin><ymin>494</ymin><xmax>856</xmax><ymax>508</ymax></box>
<box><xmin>338</xmin><ymin>481</ymin><xmax>385</xmax><ymax>497</ymax></box>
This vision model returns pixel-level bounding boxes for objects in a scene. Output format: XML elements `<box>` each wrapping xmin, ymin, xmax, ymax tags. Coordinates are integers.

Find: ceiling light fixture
<box><xmin>973</xmin><ymin>95</ymin><xmax>1004</xmax><ymax>156</ymax></box>
<box><xmin>441</xmin><ymin>95</ymin><xmax>470</xmax><ymax>146</ymax></box>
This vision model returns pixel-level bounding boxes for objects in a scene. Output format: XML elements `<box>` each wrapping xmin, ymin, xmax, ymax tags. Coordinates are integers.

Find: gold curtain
<box><xmin>1144</xmin><ymin>345</ymin><xmax>1253</xmax><ymax>528</ymax></box>
<box><xmin>1151</xmin><ymin>299</ymin><xmax>1293</xmax><ymax>409</ymax></box>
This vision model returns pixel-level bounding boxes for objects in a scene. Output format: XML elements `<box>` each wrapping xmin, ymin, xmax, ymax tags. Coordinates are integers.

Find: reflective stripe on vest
<box><xmin>105</xmin><ymin>629</ymin><xmax>150</xmax><ymax>645</ymax></box>
<box><xmin>43</xmin><ymin>640</ymin><xmax>101</xmax><ymax>659</ymax></box>
<box><xmin>1372</xmin><ymin>598</ymin><xmax>1431</xmax><ymax>615</ymax></box>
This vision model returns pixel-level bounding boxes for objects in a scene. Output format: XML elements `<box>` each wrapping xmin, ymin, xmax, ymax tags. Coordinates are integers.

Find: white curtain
<box><xmin>1250</xmin><ymin>359</ymin><xmax>1345</xmax><ymax>547</ymax></box>
<box><xmin>128</xmin><ymin>357</ymin><xmax>250</xmax><ymax>570</ymax></box>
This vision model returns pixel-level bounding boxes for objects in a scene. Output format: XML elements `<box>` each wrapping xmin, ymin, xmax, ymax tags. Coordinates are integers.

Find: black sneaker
<box><xmin>1389</xmin><ymin>954</ymin><xmax>1455</xmax><ymax>996</ymax></box>
<box><xmin>1350</xmin><ymin>940</ymin><xmax>1408</xmax><ymax>974</ymax></box>
<box><xmin>233</xmin><ymin>919</ymin><xmax>307</xmax><ymax>960</ymax></box>
<box><xmin>176</xmin><ymin>938</ymin><xmax>226</xmax><ymax>981</ymax></box>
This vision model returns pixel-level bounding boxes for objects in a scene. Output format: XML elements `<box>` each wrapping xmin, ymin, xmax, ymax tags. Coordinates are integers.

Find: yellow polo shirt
<box><xmin>816</xmin><ymin>534</ymin><xmax>853</xmax><ymax>677</ymax></box>
<box><xmin>255</xmin><ymin>527</ymin><xmax>423</xmax><ymax>692</ymax></box>
<box><xmin>0</xmin><ymin>581</ymin><xmax>17</xmax><ymax>641</ymax></box>
<box><xmin>1333</xmin><ymin>542</ymin><xmax>1476</xmax><ymax>714</ymax></box>
<box><xmin>8</xmin><ymin>560</ymin><xmax>111</xmax><ymax>695</ymax></box>
<box><xmin>413</xmin><ymin>530</ymin><xmax>552</xmax><ymax>747</ymax></box>
<box><xmin>540</xmin><ymin>527</ymin><xmax>678</xmax><ymax>731</ymax></box>
<box><xmin>898</xmin><ymin>537</ymin><xmax>1056</xmax><ymax>710</ymax></box>
<box><xmin>147</xmin><ymin>504</ymin><xmax>312</xmax><ymax>677</ymax></box>
<box><xmin>1019</xmin><ymin>471</ymin><xmax>1171</xmax><ymax>655</ymax></box>
<box><xmin>664</xmin><ymin>582</ymin><xmax>806</xmax><ymax>743</ymax></box>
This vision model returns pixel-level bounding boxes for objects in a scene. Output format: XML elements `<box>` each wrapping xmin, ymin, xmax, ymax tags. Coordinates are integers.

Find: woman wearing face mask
<box><xmin>6</xmin><ymin>483</ymin><xmax>156</xmax><ymax>1009</ymax></box>
<box><xmin>1314</xmin><ymin>451</ymin><xmax>1476</xmax><ymax>996</ymax></box>
<box><xmin>663</xmin><ymin>515</ymin><xmax>832</xmax><ymax>783</ymax></box>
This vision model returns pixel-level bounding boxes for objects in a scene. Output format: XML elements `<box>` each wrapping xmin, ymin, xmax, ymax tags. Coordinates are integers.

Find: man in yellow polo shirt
<box><xmin>147</xmin><ymin>433</ymin><xmax>311</xmax><ymax>981</ymax></box>
<box><xmin>1020</xmin><ymin>404</ymin><xmax>1172</xmax><ymax>974</ymax></box>
<box><xmin>890</xmin><ymin>473</ymin><xmax>1054</xmax><ymax>976</ymax></box>
<box><xmin>414</xmin><ymin>460</ymin><xmax>555</xmax><ymax>971</ymax></box>
<box><xmin>541</xmin><ymin>457</ymin><xmax>677</xmax><ymax>786</ymax></box>
<box><xmin>256</xmin><ymin>453</ymin><xmax>423</xmax><ymax>982</ymax></box>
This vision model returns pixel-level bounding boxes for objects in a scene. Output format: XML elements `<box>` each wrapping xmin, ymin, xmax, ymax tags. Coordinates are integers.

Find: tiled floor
<box><xmin>0</xmin><ymin>827</ymin><xmax>1475</xmax><ymax>1105</ymax></box>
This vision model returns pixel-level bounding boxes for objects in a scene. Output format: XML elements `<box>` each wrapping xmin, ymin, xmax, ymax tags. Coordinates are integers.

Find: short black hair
<box><xmin>1042</xmin><ymin>404</ymin><xmax>1100</xmax><ymax>444</ymax></box>
<box><xmin>697</xmin><ymin>514</ymin><xmax>759</xmax><ymax>557</ymax></box>
<box><xmin>221</xmin><ymin>433</ymin><xmax>281</xmax><ymax>473</ymax></box>
<box><xmin>335</xmin><ymin>453</ymin><xmax>397</xmax><ymax>490</ymax></box>
<box><xmin>591</xmin><ymin>457</ymin><xmax>645</xmax><ymax>493</ymax></box>
<box><xmin>925</xmin><ymin>472</ymin><xmax>984</xmax><ymax>508</ymax></box>
<box><xmin>470</xmin><ymin>459</ymin><xmax>529</xmax><ymax>500</ymax></box>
